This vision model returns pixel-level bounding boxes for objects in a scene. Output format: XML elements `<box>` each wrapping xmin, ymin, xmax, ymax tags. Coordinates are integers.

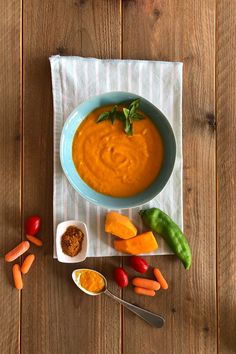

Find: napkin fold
<box><xmin>50</xmin><ymin>55</ymin><xmax>183</xmax><ymax>257</ymax></box>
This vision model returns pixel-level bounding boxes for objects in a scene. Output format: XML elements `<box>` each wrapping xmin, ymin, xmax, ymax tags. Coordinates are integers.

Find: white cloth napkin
<box><xmin>50</xmin><ymin>55</ymin><xmax>183</xmax><ymax>257</ymax></box>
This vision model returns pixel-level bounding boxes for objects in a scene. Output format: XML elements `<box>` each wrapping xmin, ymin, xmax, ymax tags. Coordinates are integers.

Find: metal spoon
<box><xmin>72</xmin><ymin>268</ymin><xmax>165</xmax><ymax>328</ymax></box>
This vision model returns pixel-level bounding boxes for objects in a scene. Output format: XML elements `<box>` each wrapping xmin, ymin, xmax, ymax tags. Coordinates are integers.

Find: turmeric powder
<box><xmin>80</xmin><ymin>270</ymin><xmax>105</xmax><ymax>293</ymax></box>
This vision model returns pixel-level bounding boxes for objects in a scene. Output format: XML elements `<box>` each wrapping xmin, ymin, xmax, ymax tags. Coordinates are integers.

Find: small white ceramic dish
<box><xmin>56</xmin><ymin>220</ymin><xmax>88</xmax><ymax>263</ymax></box>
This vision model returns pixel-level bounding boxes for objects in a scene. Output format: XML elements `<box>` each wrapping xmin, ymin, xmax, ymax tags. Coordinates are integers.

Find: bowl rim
<box><xmin>60</xmin><ymin>91</ymin><xmax>176</xmax><ymax>209</ymax></box>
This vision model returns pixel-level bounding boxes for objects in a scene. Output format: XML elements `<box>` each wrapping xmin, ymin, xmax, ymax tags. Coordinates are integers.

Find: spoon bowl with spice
<box><xmin>56</xmin><ymin>220</ymin><xmax>88</xmax><ymax>263</ymax></box>
<box><xmin>72</xmin><ymin>268</ymin><xmax>107</xmax><ymax>296</ymax></box>
<box><xmin>72</xmin><ymin>268</ymin><xmax>165</xmax><ymax>328</ymax></box>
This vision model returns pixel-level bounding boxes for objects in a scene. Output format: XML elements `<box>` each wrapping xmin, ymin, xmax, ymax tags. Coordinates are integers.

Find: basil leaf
<box><xmin>97</xmin><ymin>112</ymin><xmax>110</xmax><ymax>123</ymax></box>
<box><xmin>110</xmin><ymin>112</ymin><xmax>115</xmax><ymax>124</ymax></box>
<box><xmin>110</xmin><ymin>115</ymin><xmax>115</xmax><ymax>124</ymax></box>
<box><xmin>124</xmin><ymin>119</ymin><xmax>130</xmax><ymax>133</ymax></box>
<box><xmin>129</xmin><ymin>98</ymin><xmax>140</xmax><ymax>115</ymax></box>
<box><xmin>110</xmin><ymin>105</ymin><xmax>117</xmax><ymax>124</ymax></box>
<box><xmin>111</xmin><ymin>105</ymin><xmax>117</xmax><ymax>113</ymax></box>
<box><xmin>124</xmin><ymin>120</ymin><xmax>133</xmax><ymax>136</ymax></box>
<box><xmin>96</xmin><ymin>99</ymin><xmax>143</xmax><ymax>135</ymax></box>
<box><xmin>115</xmin><ymin>111</ymin><xmax>126</xmax><ymax>121</ymax></box>
<box><xmin>127</xmin><ymin>124</ymin><xmax>133</xmax><ymax>136</ymax></box>
<box><xmin>123</xmin><ymin>108</ymin><xmax>130</xmax><ymax>119</ymax></box>
<box><xmin>130</xmin><ymin>112</ymin><xmax>145</xmax><ymax>121</ymax></box>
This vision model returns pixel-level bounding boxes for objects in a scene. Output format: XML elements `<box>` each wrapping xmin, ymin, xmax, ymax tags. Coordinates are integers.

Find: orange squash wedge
<box><xmin>105</xmin><ymin>212</ymin><xmax>137</xmax><ymax>239</ymax></box>
<box><xmin>114</xmin><ymin>231</ymin><xmax>158</xmax><ymax>254</ymax></box>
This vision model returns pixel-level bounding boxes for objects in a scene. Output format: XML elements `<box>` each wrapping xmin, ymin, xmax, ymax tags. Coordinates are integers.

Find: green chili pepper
<box><xmin>139</xmin><ymin>208</ymin><xmax>192</xmax><ymax>269</ymax></box>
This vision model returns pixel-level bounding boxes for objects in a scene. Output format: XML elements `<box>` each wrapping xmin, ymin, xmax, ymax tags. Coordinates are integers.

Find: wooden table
<box><xmin>1</xmin><ymin>1</ymin><xmax>235</xmax><ymax>353</ymax></box>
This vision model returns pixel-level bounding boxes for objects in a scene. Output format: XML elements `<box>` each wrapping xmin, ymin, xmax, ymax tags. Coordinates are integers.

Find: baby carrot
<box><xmin>21</xmin><ymin>254</ymin><xmax>35</xmax><ymax>274</ymax></box>
<box><xmin>12</xmin><ymin>264</ymin><xmax>23</xmax><ymax>290</ymax></box>
<box><xmin>5</xmin><ymin>241</ymin><xmax>30</xmax><ymax>262</ymax></box>
<box><xmin>153</xmin><ymin>268</ymin><xmax>168</xmax><ymax>290</ymax></box>
<box><xmin>26</xmin><ymin>235</ymin><xmax>43</xmax><ymax>246</ymax></box>
<box><xmin>134</xmin><ymin>287</ymin><xmax>155</xmax><ymax>297</ymax></box>
<box><xmin>132</xmin><ymin>277</ymin><xmax>161</xmax><ymax>291</ymax></box>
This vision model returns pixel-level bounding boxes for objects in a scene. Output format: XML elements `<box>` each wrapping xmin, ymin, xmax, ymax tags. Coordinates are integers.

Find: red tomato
<box><xmin>25</xmin><ymin>216</ymin><xmax>41</xmax><ymax>235</ymax></box>
<box><xmin>130</xmin><ymin>256</ymin><xmax>149</xmax><ymax>273</ymax></box>
<box><xmin>114</xmin><ymin>267</ymin><xmax>129</xmax><ymax>288</ymax></box>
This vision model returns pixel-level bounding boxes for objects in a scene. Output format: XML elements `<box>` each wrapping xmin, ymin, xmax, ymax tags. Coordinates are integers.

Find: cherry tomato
<box><xmin>114</xmin><ymin>267</ymin><xmax>129</xmax><ymax>288</ymax></box>
<box><xmin>130</xmin><ymin>256</ymin><xmax>149</xmax><ymax>273</ymax></box>
<box><xmin>25</xmin><ymin>216</ymin><xmax>41</xmax><ymax>236</ymax></box>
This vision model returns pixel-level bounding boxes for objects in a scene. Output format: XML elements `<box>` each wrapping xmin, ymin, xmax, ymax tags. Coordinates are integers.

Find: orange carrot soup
<box><xmin>72</xmin><ymin>105</ymin><xmax>164</xmax><ymax>197</ymax></box>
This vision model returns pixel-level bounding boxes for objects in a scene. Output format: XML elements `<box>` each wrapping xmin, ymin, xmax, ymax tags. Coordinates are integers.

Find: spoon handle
<box><xmin>104</xmin><ymin>289</ymin><xmax>165</xmax><ymax>328</ymax></box>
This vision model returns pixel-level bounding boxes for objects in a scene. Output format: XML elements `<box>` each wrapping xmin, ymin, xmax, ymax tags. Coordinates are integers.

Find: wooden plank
<box><xmin>22</xmin><ymin>1</ymin><xmax>122</xmax><ymax>353</ymax></box>
<box><xmin>122</xmin><ymin>1</ymin><xmax>217</xmax><ymax>353</ymax></box>
<box><xmin>216</xmin><ymin>1</ymin><xmax>236</xmax><ymax>353</ymax></box>
<box><xmin>0</xmin><ymin>0</ymin><xmax>21</xmax><ymax>353</ymax></box>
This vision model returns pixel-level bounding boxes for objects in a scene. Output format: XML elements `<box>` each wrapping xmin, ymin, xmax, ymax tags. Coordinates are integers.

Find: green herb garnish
<box><xmin>96</xmin><ymin>99</ymin><xmax>145</xmax><ymax>135</ymax></box>
<box><xmin>96</xmin><ymin>105</ymin><xmax>124</xmax><ymax>124</ymax></box>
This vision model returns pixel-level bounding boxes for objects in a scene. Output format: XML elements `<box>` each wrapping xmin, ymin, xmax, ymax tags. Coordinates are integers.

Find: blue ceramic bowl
<box><xmin>60</xmin><ymin>92</ymin><xmax>176</xmax><ymax>209</ymax></box>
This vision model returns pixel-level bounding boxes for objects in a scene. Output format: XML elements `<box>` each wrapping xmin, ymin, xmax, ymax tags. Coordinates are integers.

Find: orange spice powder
<box><xmin>61</xmin><ymin>226</ymin><xmax>84</xmax><ymax>257</ymax></box>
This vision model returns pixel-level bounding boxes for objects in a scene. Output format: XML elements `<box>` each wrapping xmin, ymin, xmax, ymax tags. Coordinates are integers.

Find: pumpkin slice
<box><xmin>105</xmin><ymin>212</ymin><xmax>137</xmax><ymax>239</ymax></box>
<box><xmin>114</xmin><ymin>231</ymin><xmax>158</xmax><ymax>254</ymax></box>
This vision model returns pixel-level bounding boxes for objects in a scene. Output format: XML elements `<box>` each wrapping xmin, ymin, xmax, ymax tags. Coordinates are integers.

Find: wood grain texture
<box><xmin>122</xmin><ymin>1</ymin><xmax>217</xmax><ymax>353</ymax></box>
<box><xmin>22</xmin><ymin>1</ymin><xmax>121</xmax><ymax>353</ymax></box>
<box><xmin>217</xmin><ymin>1</ymin><xmax>236</xmax><ymax>353</ymax></box>
<box><xmin>0</xmin><ymin>1</ymin><xmax>21</xmax><ymax>353</ymax></box>
<box><xmin>5</xmin><ymin>0</ymin><xmax>236</xmax><ymax>352</ymax></box>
